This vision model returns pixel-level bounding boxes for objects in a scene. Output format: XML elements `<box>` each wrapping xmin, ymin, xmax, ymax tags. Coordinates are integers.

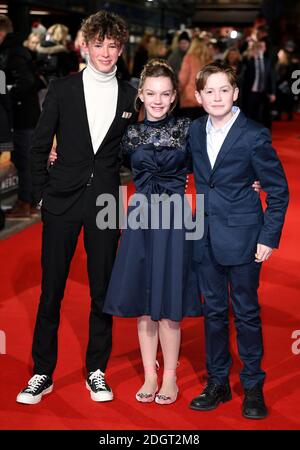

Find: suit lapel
<box><xmin>72</xmin><ymin>71</ymin><xmax>94</xmax><ymax>155</ymax></box>
<box><xmin>196</xmin><ymin>117</ymin><xmax>212</xmax><ymax>182</ymax></box>
<box><xmin>210</xmin><ymin>112</ymin><xmax>246</xmax><ymax>175</ymax></box>
<box><xmin>95</xmin><ymin>79</ymin><xmax>127</xmax><ymax>154</ymax></box>
<box><xmin>72</xmin><ymin>73</ymin><xmax>129</xmax><ymax>157</ymax></box>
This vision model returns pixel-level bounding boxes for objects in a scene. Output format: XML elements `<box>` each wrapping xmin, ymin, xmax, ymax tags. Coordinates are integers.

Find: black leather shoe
<box><xmin>242</xmin><ymin>384</ymin><xmax>268</xmax><ymax>419</ymax></box>
<box><xmin>189</xmin><ymin>379</ymin><xmax>232</xmax><ymax>411</ymax></box>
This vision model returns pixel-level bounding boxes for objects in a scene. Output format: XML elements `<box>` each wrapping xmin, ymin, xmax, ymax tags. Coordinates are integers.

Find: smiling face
<box><xmin>195</xmin><ymin>72</ymin><xmax>239</xmax><ymax>123</ymax></box>
<box><xmin>85</xmin><ymin>36</ymin><xmax>123</xmax><ymax>73</ymax></box>
<box><xmin>139</xmin><ymin>76</ymin><xmax>176</xmax><ymax>121</ymax></box>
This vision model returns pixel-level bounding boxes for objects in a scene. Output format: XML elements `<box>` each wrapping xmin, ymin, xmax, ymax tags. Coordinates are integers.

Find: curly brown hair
<box><xmin>81</xmin><ymin>11</ymin><xmax>128</xmax><ymax>47</ymax></box>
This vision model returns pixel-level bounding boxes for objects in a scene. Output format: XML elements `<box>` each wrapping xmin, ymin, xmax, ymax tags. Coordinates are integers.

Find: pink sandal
<box><xmin>155</xmin><ymin>368</ymin><xmax>178</xmax><ymax>405</ymax></box>
<box><xmin>135</xmin><ymin>362</ymin><xmax>159</xmax><ymax>403</ymax></box>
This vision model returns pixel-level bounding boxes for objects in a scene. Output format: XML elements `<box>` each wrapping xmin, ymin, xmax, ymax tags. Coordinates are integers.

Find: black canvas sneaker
<box><xmin>86</xmin><ymin>369</ymin><xmax>113</xmax><ymax>402</ymax></box>
<box><xmin>16</xmin><ymin>374</ymin><xmax>53</xmax><ymax>404</ymax></box>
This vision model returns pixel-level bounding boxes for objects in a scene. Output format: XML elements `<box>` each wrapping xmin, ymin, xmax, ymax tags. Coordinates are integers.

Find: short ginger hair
<box><xmin>196</xmin><ymin>62</ymin><xmax>237</xmax><ymax>92</ymax></box>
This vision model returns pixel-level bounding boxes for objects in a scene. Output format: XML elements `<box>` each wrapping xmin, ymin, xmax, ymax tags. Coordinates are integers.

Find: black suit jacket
<box><xmin>31</xmin><ymin>70</ymin><xmax>137</xmax><ymax>214</ymax></box>
<box><xmin>242</xmin><ymin>54</ymin><xmax>276</xmax><ymax>96</ymax></box>
<box><xmin>0</xmin><ymin>33</ymin><xmax>40</xmax><ymax>129</ymax></box>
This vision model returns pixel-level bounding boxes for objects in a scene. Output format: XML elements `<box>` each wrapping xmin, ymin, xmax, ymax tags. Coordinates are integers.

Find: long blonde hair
<box><xmin>187</xmin><ymin>36</ymin><xmax>212</xmax><ymax>66</ymax></box>
<box><xmin>47</xmin><ymin>24</ymin><xmax>69</xmax><ymax>45</ymax></box>
<box><xmin>23</xmin><ymin>32</ymin><xmax>40</xmax><ymax>50</ymax></box>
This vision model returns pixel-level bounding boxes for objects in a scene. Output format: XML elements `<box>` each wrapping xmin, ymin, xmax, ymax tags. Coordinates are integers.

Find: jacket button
<box><xmin>204</xmin><ymin>212</ymin><xmax>209</xmax><ymax>217</ymax></box>
<box><xmin>210</xmin><ymin>183</ymin><xmax>215</xmax><ymax>188</ymax></box>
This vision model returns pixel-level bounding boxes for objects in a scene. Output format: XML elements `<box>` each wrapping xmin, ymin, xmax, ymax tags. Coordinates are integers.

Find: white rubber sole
<box><xmin>86</xmin><ymin>381</ymin><xmax>114</xmax><ymax>402</ymax></box>
<box><xmin>16</xmin><ymin>384</ymin><xmax>53</xmax><ymax>405</ymax></box>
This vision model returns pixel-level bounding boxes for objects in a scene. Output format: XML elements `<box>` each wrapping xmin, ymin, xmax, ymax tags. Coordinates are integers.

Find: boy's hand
<box><xmin>255</xmin><ymin>243</ymin><xmax>273</xmax><ymax>263</ymax></box>
<box><xmin>252</xmin><ymin>180</ymin><xmax>261</xmax><ymax>193</ymax></box>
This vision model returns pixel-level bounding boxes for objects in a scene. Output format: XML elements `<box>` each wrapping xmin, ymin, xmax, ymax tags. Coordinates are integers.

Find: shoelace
<box><xmin>203</xmin><ymin>380</ymin><xmax>220</xmax><ymax>396</ymax></box>
<box><xmin>246</xmin><ymin>386</ymin><xmax>263</xmax><ymax>402</ymax></box>
<box><xmin>89</xmin><ymin>369</ymin><xmax>106</xmax><ymax>390</ymax></box>
<box><xmin>25</xmin><ymin>375</ymin><xmax>47</xmax><ymax>393</ymax></box>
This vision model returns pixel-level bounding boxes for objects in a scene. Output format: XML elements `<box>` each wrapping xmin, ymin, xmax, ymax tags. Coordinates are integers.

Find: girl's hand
<box><xmin>48</xmin><ymin>145</ymin><xmax>57</xmax><ymax>165</ymax></box>
<box><xmin>252</xmin><ymin>180</ymin><xmax>261</xmax><ymax>193</ymax></box>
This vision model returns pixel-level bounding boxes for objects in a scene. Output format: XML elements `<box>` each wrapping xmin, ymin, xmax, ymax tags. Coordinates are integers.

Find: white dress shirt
<box><xmin>252</xmin><ymin>52</ymin><xmax>265</xmax><ymax>93</ymax></box>
<box><xmin>206</xmin><ymin>106</ymin><xmax>240</xmax><ymax>169</ymax></box>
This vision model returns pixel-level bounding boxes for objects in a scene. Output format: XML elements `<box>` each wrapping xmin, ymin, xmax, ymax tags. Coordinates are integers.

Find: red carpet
<box><xmin>0</xmin><ymin>116</ymin><xmax>300</xmax><ymax>430</ymax></box>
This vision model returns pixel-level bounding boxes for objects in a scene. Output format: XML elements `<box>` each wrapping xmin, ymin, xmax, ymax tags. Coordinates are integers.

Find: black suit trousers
<box><xmin>32</xmin><ymin>182</ymin><xmax>119</xmax><ymax>376</ymax></box>
<box><xmin>243</xmin><ymin>92</ymin><xmax>272</xmax><ymax>129</ymax></box>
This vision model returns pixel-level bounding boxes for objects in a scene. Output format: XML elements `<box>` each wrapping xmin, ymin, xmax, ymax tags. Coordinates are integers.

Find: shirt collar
<box><xmin>206</xmin><ymin>106</ymin><xmax>240</xmax><ymax>135</ymax></box>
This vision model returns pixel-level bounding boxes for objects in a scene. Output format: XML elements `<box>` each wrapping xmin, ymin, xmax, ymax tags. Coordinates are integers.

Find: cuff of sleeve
<box><xmin>258</xmin><ymin>232</ymin><xmax>280</xmax><ymax>249</ymax></box>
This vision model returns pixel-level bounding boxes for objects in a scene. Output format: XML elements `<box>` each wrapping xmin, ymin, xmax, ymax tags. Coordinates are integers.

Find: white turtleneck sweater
<box><xmin>82</xmin><ymin>61</ymin><xmax>118</xmax><ymax>153</ymax></box>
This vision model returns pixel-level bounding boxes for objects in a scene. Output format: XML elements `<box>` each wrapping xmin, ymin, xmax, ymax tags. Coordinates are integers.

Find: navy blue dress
<box><xmin>103</xmin><ymin>115</ymin><xmax>202</xmax><ymax>321</ymax></box>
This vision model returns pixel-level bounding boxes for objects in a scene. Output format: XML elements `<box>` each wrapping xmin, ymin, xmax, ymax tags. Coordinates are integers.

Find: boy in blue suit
<box><xmin>188</xmin><ymin>63</ymin><xmax>289</xmax><ymax>419</ymax></box>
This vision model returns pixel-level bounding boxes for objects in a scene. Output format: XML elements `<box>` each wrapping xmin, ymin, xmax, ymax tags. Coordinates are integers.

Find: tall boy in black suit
<box><xmin>16</xmin><ymin>11</ymin><xmax>137</xmax><ymax>405</ymax></box>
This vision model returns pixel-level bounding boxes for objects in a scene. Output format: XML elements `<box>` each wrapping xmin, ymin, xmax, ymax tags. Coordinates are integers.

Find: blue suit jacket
<box><xmin>189</xmin><ymin>111</ymin><xmax>289</xmax><ymax>265</ymax></box>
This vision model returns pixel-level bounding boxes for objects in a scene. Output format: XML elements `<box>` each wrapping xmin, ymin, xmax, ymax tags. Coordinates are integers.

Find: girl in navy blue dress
<box><xmin>103</xmin><ymin>60</ymin><xmax>202</xmax><ymax>405</ymax></box>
